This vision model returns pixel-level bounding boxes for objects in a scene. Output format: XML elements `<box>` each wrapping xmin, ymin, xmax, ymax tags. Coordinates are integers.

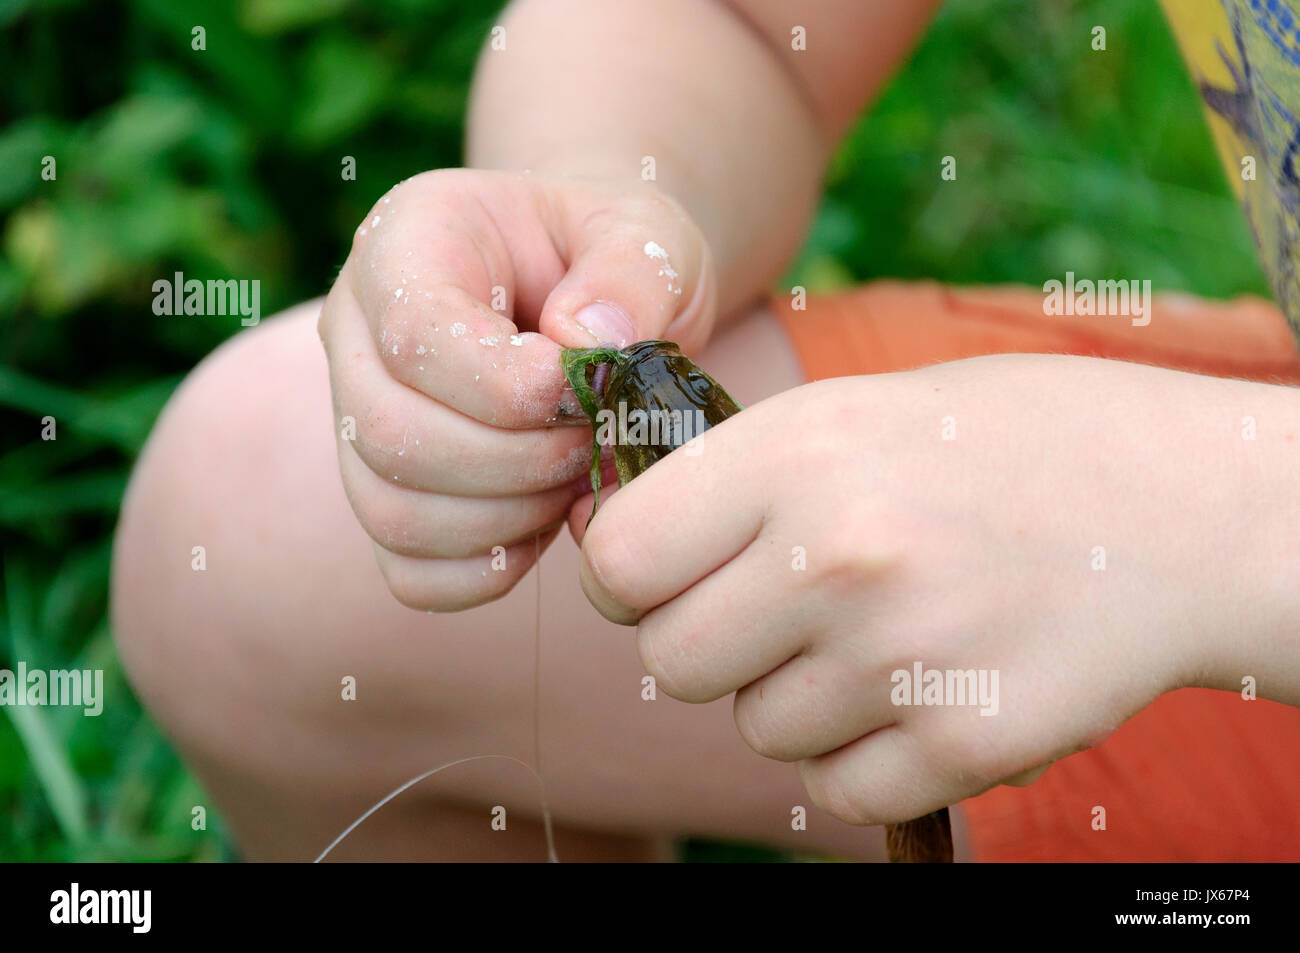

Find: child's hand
<box><xmin>318</xmin><ymin>168</ymin><xmax>717</xmax><ymax>610</ymax></box>
<box><xmin>576</xmin><ymin>355</ymin><xmax>1270</xmax><ymax>822</ymax></box>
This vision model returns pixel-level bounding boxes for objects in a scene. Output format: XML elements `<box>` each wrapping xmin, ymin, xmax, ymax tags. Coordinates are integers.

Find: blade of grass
<box><xmin>2</xmin><ymin>561</ymin><xmax>90</xmax><ymax>848</ymax></box>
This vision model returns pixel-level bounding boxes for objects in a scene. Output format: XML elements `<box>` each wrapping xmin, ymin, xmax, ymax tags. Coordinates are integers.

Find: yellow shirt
<box><xmin>1162</xmin><ymin>0</ymin><xmax>1300</xmax><ymax>339</ymax></box>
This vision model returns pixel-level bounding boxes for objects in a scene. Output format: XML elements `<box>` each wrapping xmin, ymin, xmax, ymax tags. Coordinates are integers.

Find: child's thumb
<box><xmin>539</xmin><ymin>217</ymin><xmax>715</xmax><ymax>354</ymax></box>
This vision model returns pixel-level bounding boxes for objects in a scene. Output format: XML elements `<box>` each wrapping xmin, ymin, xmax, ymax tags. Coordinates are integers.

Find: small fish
<box><xmin>560</xmin><ymin>340</ymin><xmax>742</xmax><ymax>508</ymax></box>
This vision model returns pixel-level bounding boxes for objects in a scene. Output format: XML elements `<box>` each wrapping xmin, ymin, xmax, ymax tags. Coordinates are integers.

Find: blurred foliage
<box><xmin>0</xmin><ymin>0</ymin><xmax>1272</xmax><ymax>861</ymax></box>
<box><xmin>0</xmin><ymin>0</ymin><xmax>498</xmax><ymax>862</ymax></box>
<box><xmin>786</xmin><ymin>0</ymin><xmax>1268</xmax><ymax>297</ymax></box>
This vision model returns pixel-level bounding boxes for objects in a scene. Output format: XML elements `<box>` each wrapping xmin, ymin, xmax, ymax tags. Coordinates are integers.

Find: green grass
<box><xmin>0</xmin><ymin>0</ymin><xmax>1272</xmax><ymax>861</ymax></box>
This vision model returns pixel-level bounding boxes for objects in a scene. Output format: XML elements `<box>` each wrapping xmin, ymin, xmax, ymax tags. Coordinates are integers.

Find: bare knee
<box><xmin>111</xmin><ymin>301</ymin><xmax>335</xmax><ymax>763</ymax></box>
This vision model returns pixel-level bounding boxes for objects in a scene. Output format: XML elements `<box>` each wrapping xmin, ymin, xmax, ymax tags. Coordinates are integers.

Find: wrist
<box><xmin>1186</xmin><ymin>378</ymin><xmax>1300</xmax><ymax>704</ymax></box>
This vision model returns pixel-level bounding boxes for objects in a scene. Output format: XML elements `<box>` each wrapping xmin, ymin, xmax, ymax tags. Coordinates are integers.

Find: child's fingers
<box><xmin>632</xmin><ymin>544</ymin><xmax>808</xmax><ymax>703</ymax></box>
<box><xmin>343</xmin><ymin>175</ymin><xmax>583</xmax><ymax>430</ymax></box>
<box><xmin>799</xmin><ymin>713</ymin><xmax>1049</xmax><ymax>826</ymax></box>
<box><xmin>337</xmin><ymin>439</ymin><xmax>577</xmax><ymax>558</ymax></box>
<box><xmin>732</xmin><ymin>648</ymin><xmax>900</xmax><ymax>763</ymax></box>
<box><xmin>578</xmin><ymin>417</ymin><xmax>760</xmax><ymax>624</ymax></box>
<box><xmin>797</xmin><ymin>727</ymin><xmax>955</xmax><ymax>827</ymax></box>
<box><xmin>539</xmin><ymin>187</ymin><xmax>716</xmax><ymax>353</ymax></box>
<box><xmin>372</xmin><ymin>524</ymin><xmax>562</xmax><ymax>613</ymax></box>
<box><xmin>322</xmin><ymin>283</ymin><xmax>592</xmax><ymax>496</ymax></box>
<box><xmin>345</xmin><ymin>253</ymin><xmax>581</xmax><ymax>430</ymax></box>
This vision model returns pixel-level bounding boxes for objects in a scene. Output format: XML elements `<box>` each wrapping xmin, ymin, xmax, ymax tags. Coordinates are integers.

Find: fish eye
<box><xmin>686</xmin><ymin>371</ymin><xmax>712</xmax><ymax>398</ymax></box>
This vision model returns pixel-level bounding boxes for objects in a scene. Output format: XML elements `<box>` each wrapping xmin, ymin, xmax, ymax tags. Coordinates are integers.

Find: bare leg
<box><xmin>110</xmin><ymin>300</ymin><xmax>896</xmax><ymax>861</ymax></box>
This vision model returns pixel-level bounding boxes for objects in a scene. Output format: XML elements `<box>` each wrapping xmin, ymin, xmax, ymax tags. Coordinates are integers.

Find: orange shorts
<box><xmin>773</xmin><ymin>282</ymin><xmax>1300</xmax><ymax>862</ymax></box>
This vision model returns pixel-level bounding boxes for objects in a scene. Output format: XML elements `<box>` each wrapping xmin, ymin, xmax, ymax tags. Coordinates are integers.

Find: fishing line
<box><xmin>534</xmin><ymin>531</ymin><xmax>559</xmax><ymax>862</ymax></box>
<box><xmin>315</xmin><ymin>534</ymin><xmax>558</xmax><ymax>863</ymax></box>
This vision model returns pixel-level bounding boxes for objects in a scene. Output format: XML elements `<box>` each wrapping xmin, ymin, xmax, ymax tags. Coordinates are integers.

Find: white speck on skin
<box><xmin>509</xmin><ymin>334</ymin><xmax>524</xmax><ymax>347</ymax></box>
<box><xmin>644</xmin><ymin>240</ymin><xmax>681</xmax><ymax>294</ymax></box>
<box><xmin>358</xmin><ymin>227</ymin><xmax>368</xmax><ymax>237</ymax></box>
<box><xmin>450</xmin><ymin>322</ymin><xmax>467</xmax><ymax>338</ymax></box>
<box><xmin>475</xmin><ymin>374</ymin><xmax>480</xmax><ymax>382</ymax></box>
<box><xmin>392</xmin><ymin>344</ymin><xmax>398</xmax><ymax>355</ymax></box>
<box><xmin>479</xmin><ymin>336</ymin><xmax>499</xmax><ymax>347</ymax></box>
<box><xmin>371</xmin><ymin>215</ymin><xmax>381</xmax><ymax>227</ymax></box>
<box><xmin>394</xmin><ymin>288</ymin><xmax>403</xmax><ymax>300</ymax></box>
<box><xmin>416</xmin><ymin>345</ymin><xmax>426</xmax><ymax>355</ymax></box>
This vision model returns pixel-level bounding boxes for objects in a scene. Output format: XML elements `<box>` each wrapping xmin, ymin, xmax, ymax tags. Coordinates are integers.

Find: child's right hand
<box><xmin>317</xmin><ymin>168</ymin><xmax>717</xmax><ymax>611</ymax></box>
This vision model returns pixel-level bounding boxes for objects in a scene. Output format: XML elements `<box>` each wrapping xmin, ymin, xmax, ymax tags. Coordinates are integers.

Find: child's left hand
<box><xmin>574</xmin><ymin>354</ymin><xmax>1282</xmax><ymax>823</ymax></box>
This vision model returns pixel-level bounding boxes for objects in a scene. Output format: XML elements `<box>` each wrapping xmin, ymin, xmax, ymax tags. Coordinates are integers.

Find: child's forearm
<box><xmin>1199</xmin><ymin>379</ymin><xmax>1300</xmax><ymax>707</ymax></box>
<box><xmin>466</xmin><ymin>0</ymin><xmax>934</xmax><ymax>319</ymax></box>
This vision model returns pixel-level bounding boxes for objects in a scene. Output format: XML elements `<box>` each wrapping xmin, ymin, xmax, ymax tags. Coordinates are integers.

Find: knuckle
<box><xmin>377</xmin><ymin>559</ymin><xmax>435</xmax><ymax>612</ymax></box>
<box><xmin>636</xmin><ymin>626</ymin><xmax>686</xmax><ymax>699</ymax></box>
<box><xmin>354</xmin><ymin>402</ymin><xmax>409</xmax><ymax>472</ymax></box>
<box><xmin>458</xmin><ymin>506</ymin><xmax>532</xmax><ymax>560</ymax></box>
<box><xmin>809</xmin><ymin>521</ymin><xmax>896</xmax><ymax>600</ymax></box>
<box><xmin>931</xmin><ymin>718</ymin><xmax>1004</xmax><ymax>792</ymax></box>
<box><xmin>581</xmin><ymin>517</ymin><xmax>647</xmax><ymax>611</ymax></box>
<box><xmin>732</xmin><ymin>689</ymin><xmax>788</xmax><ymax>760</ymax></box>
<box><xmin>479</xmin><ymin>565</ymin><xmax>526</xmax><ymax>604</ymax></box>
<box><xmin>635</xmin><ymin>618</ymin><xmax>709</xmax><ymax>703</ymax></box>
<box><xmin>453</xmin><ymin>551</ymin><xmax>532</xmax><ymax>610</ymax></box>
<box><xmin>802</xmin><ymin>767</ymin><xmax>879</xmax><ymax>827</ymax></box>
<box><xmin>350</xmin><ymin>197</ymin><xmax>394</xmax><ymax>258</ymax></box>
<box><xmin>375</xmin><ymin>308</ymin><xmax>420</xmax><ymax>378</ymax></box>
<box><xmin>379</xmin><ymin>556</ymin><xmax>517</xmax><ymax>614</ymax></box>
<box><xmin>340</xmin><ymin>474</ymin><xmax>381</xmax><ymax>533</ymax></box>
<box><xmin>349</xmin><ymin>489</ymin><xmax>412</xmax><ymax>555</ymax></box>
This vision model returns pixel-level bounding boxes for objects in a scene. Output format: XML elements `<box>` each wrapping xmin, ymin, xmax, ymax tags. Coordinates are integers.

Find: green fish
<box><xmin>560</xmin><ymin>340</ymin><xmax>743</xmax><ymax>511</ymax></box>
